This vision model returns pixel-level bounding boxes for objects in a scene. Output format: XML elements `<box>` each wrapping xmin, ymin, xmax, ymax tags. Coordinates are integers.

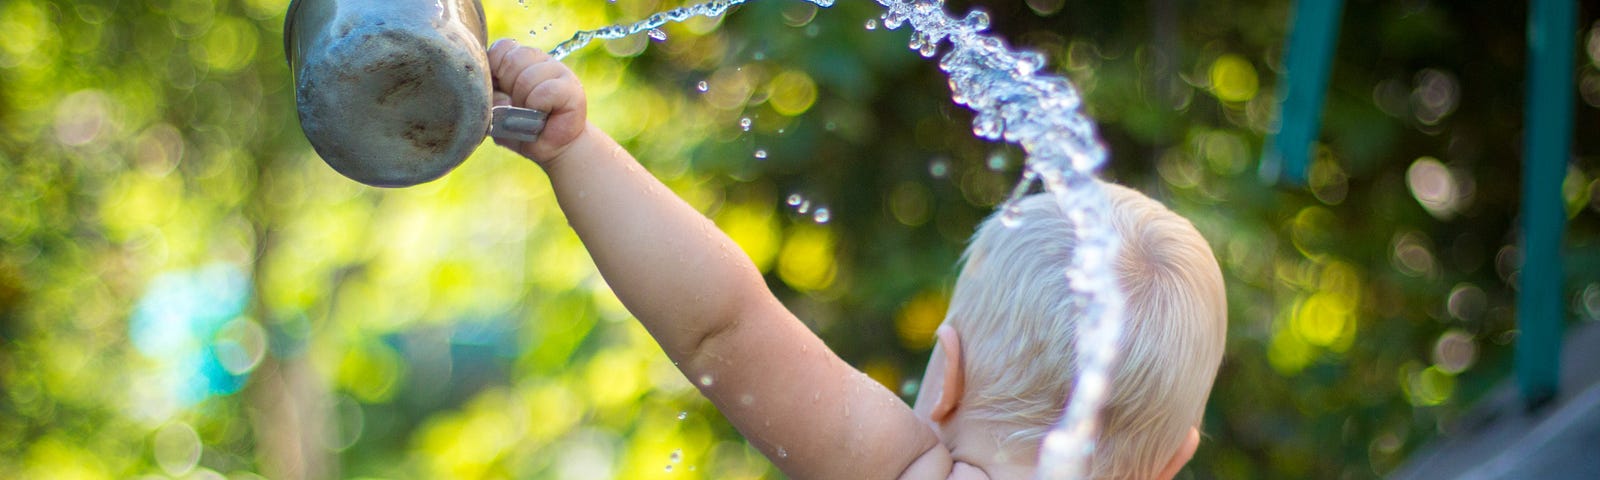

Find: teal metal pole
<box><xmin>1517</xmin><ymin>0</ymin><xmax>1574</xmax><ymax>409</ymax></box>
<box><xmin>1263</xmin><ymin>0</ymin><xmax>1343</xmax><ymax>185</ymax></box>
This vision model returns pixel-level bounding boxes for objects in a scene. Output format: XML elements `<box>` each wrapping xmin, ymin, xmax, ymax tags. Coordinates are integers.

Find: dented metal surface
<box><xmin>285</xmin><ymin>0</ymin><xmax>494</xmax><ymax>187</ymax></box>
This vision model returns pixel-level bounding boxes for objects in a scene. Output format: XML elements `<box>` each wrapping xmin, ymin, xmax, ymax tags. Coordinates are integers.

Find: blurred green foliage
<box><xmin>2</xmin><ymin>0</ymin><xmax>1600</xmax><ymax>478</ymax></box>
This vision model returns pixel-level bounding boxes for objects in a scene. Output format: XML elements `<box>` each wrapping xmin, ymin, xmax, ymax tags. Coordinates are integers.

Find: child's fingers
<box><xmin>527</xmin><ymin>78</ymin><xmax>587</xmax><ymax>148</ymax></box>
<box><xmin>509</xmin><ymin>62</ymin><xmax>571</xmax><ymax>112</ymax></box>
<box><xmin>487</xmin><ymin>38</ymin><xmax>517</xmax><ymax>71</ymax></box>
<box><xmin>489</xmin><ymin>40</ymin><xmax>554</xmax><ymax>93</ymax></box>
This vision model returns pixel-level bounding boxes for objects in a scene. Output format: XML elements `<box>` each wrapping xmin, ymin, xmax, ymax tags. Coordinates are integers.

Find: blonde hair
<box><xmin>944</xmin><ymin>183</ymin><xmax>1227</xmax><ymax>479</ymax></box>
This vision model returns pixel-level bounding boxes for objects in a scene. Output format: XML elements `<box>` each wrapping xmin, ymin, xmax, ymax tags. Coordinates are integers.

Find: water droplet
<box><xmin>740</xmin><ymin>394</ymin><xmax>755</xmax><ymax>406</ymax></box>
<box><xmin>865</xmin><ymin>19</ymin><xmax>878</xmax><ymax>30</ymax></box>
<box><xmin>929</xmin><ymin>158</ymin><xmax>950</xmax><ymax>178</ymax></box>
<box><xmin>1000</xmin><ymin>202</ymin><xmax>1025</xmax><ymax>227</ymax></box>
<box><xmin>677</xmin><ymin>411</ymin><xmax>687</xmax><ymax>420</ymax></box>
<box><xmin>754</xmin><ymin>51</ymin><xmax>767</xmax><ymax>60</ymax></box>
<box><xmin>971</xmin><ymin>114</ymin><xmax>1002</xmax><ymax>139</ymax></box>
<box><xmin>812</xmin><ymin>208</ymin><xmax>831</xmax><ymax>223</ymax></box>
<box><xmin>798</xmin><ymin>200</ymin><xmax>811</xmax><ymax>214</ymax></box>
<box><xmin>670</xmin><ymin>449</ymin><xmax>683</xmax><ymax>462</ymax></box>
<box><xmin>739</xmin><ymin>117</ymin><xmax>753</xmax><ymax>131</ymax></box>
<box><xmin>900</xmin><ymin>379</ymin><xmax>921</xmax><ymax>397</ymax></box>
<box><xmin>698</xmin><ymin>374</ymin><xmax>715</xmax><ymax>387</ymax></box>
<box><xmin>648</xmin><ymin>28</ymin><xmax>667</xmax><ymax>41</ymax></box>
<box><xmin>665</xmin><ymin>464</ymin><xmax>674</xmax><ymax>472</ymax></box>
<box><xmin>753</xmin><ymin>149</ymin><xmax>768</xmax><ymax>159</ymax></box>
<box><xmin>777</xmin><ymin>446</ymin><xmax>789</xmax><ymax>458</ymax></box>
<box><xmin>787</xmin><ymin>194</ymin><xmax>803</xmax><ymax>206</ymax></box>
<box><xmin>987</xmin><ymin>152</ymin><xmax>1008</xmax><ymax>171</ymax></box>
<box><xmin>696</xmin><ymin>80</ymin><xmax>709</xmax><ymax>92</ymax></box>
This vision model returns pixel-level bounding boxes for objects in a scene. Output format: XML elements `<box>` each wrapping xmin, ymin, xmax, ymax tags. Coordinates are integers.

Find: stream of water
<box><xmin>547</xmin><ymin>1</ymin><xmax>1125</xmax><ymax>478</ymax></box>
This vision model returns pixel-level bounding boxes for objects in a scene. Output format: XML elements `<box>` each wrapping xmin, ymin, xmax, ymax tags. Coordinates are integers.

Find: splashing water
<box><xmin>872</xmin><ymin>1</ymin><xmax>1126</xmax><ymax>476</ymax></box>
<box><xmin>547</xmin><ymin>0</ymin><xmax>1123</xmax><ymax>477</ymax></box>
<box><xmin>879</xmin><ymin>5</ymin><xmax>1126</xmax><ymax>478</ymax></box>
<box><xmin>548</xmin><ymin>0</ymin><xmax>837</xmax><ymax>60</ymax></box>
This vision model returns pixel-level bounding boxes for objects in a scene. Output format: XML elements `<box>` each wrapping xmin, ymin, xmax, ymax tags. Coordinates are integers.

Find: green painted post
<box><xmin>1517</xmin><ymin>0</ymin><xmax>1574</xmax><ymax>409</ymax></box>
<box><xmin>1262</xmin><ymin>0</ymin><xmax>1344</xmax><ymax>185</ymax></box>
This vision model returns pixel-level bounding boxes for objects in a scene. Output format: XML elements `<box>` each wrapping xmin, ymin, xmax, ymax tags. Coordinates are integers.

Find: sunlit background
<box><xmin>2</xmin><ymin>0</ymin><xmax>1600</xmax><ymax>478</ymax></box>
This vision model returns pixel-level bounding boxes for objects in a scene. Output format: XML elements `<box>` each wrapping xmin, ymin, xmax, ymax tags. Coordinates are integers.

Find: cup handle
<box><xmin>488</xmin><ymin>106</ymin><xmax>547</xmax><ymax>142</ymax></box>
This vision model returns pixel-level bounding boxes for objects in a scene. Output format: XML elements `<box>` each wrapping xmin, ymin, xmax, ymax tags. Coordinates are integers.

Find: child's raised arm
<box><xmin>486</xmin><ymin>40</ymin><xmax>952</xmax><ymax>479</ymax></box>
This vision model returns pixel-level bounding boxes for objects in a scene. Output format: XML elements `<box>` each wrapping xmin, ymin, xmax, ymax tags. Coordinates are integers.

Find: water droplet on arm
<box><xmin>787</xmin><ymin>194</ymin><xmax>803</xmax><ymax>206</ymax></box>
<box><xmin>696</xmin><ymin>80</ymin><xmax>709</xmax><ymax>92</ymax></box>
<box><xmin>753</xmin><ymin>149</ymin><xmax>767</xmax><ymax>159</ymax></box>
<box><xmin>739</xmin><ymin>117</ymin><xmax>753</xmax><ymax>131</ymax></box>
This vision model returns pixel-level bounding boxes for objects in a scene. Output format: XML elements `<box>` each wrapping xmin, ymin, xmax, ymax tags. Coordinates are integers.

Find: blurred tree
<box><xmin>1</xmin><ymin>0</ymin><xmax>1598</xmax><ymax>479</ymax></box>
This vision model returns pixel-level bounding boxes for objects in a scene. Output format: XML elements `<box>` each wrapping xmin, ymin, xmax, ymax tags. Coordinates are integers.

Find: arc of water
<box><xmin>873</xmin><ymin>2</ymin><xmax>1127</xmax><ymax>478</ymax></box>
<box><xmin>548</xmin><ymin>0</ymin><xmax>836</xmax><ymax>60</ymax></box>
<box><xmin>547</xmin><ymin>0</ymin><xmax>1124</xmax><ymax>478</ymax></box>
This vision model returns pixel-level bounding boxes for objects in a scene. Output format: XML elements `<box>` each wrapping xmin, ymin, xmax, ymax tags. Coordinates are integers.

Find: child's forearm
<box><xmin>492</xmin><ymin>41</ymin><xmax>942</xmax><ymax>478</ymax></box>
<box><xmin>541</xmin><ymin>123</ymin><xmax>768</xmax><ymax>363</ymax></box>
<box><xmin>541</xmin><ymin>125</ymin><xmax>942</xmax><ymax>479</ymax></box>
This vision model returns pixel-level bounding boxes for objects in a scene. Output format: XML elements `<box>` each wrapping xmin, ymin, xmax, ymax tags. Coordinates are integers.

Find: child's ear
<box><xmin>1155</xmin><ymin>427</ymin><xmax>1200</xmax><ymax>480</ymax></box>
<box><xmin>931</xmin><ymin>325</ymin><xmax>964</xmax><ymax>423</ymax></box>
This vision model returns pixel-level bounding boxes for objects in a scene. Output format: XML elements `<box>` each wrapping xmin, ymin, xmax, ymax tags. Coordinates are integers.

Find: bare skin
<box><xmin>485</xmin><ymin>39</ymin><xmax>1199</xmax><ymax>480</ymax></box>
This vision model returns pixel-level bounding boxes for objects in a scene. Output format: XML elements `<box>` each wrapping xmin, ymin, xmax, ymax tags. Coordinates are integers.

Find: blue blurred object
<box><xmin>130</xmin><ymin>263</ymin><xmax>253</xmax><ymax>405</ymax></box>
<box><xmin>1262</xmin><ymin>0</ymin><xmax>1343</xmax><ymax>185</ymax></box>
<box><xmin>1516</xmin><ymin>0</ymin><xmax>1575</xmax><ymax>410</ymax></box>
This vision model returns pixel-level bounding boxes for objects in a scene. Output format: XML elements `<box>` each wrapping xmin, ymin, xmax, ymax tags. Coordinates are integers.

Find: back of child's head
<box><xmin>944</xmin><ymin>183</ymin><xmax>1227</xmax><ymax>478</ymax></box>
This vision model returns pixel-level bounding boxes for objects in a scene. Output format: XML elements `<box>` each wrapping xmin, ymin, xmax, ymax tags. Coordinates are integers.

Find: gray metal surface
<box><xmin>1392</xmin><ymin>322</ymin><xmax>1600</xmax><ymax>480</ymax></box>
<box><xmin>285</xmin><ymin>0</ymin><xmax>493</xmax><ymax>187</ymax></box>
<box><xmin>488</xmin><ymin>106</ymin><xmax>547</xmax><ymax>143</ymax></box>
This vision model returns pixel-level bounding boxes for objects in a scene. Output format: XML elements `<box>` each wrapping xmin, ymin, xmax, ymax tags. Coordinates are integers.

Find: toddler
<box><xmin>486</xmin><ymin>39</ymin><xmax>1227</xmax><ymax>480</ymax></box>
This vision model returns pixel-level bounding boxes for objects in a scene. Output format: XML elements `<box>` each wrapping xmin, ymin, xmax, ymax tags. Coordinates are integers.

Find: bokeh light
<box><xmin>1209</xmin><ymin>54</ymin><xmax>1259</xmax><ymax>103</ymax></box>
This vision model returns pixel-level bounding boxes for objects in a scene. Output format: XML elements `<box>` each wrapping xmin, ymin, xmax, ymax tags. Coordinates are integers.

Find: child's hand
<box><xmin>487</xmin><ymin>39</ymin><xmax>588</xmax><ymax>165</ymax></box>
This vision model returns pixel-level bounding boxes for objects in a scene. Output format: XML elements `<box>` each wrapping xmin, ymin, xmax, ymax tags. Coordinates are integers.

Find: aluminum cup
<box><xmin>285</xmin><ymin>0</ymin><xmax>492</xmax><ymax>187</ymax></box>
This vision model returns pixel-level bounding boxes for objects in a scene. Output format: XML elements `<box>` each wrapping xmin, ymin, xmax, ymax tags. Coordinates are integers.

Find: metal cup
<box><xmin>286</xmin><ymin>0</ymin><xmax>529</xmax><ymax>187</ymax></box>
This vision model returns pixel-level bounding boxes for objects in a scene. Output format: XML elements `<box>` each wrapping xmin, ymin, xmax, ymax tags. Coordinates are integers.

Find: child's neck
<box><xmin>940</xmin><ymin>414</ymin><xmax>1038</xmax><ymax>479</ymax></box>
